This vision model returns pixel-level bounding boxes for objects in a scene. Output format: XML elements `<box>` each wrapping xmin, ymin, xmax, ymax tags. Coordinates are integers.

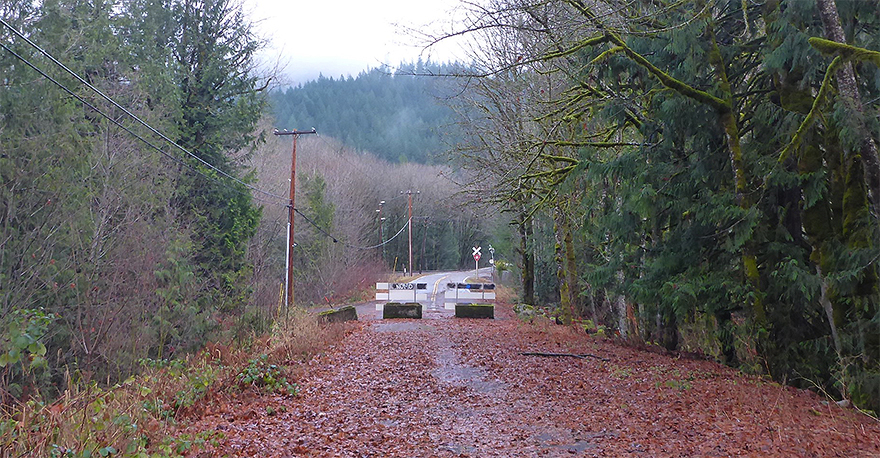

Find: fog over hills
<box><xmin>270</xmin><ymin>61</ymin><xmax>466</xmax><ymax>164</ymax></box>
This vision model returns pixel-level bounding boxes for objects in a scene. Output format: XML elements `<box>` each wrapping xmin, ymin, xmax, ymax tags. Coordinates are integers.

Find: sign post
<box><xmin>473</xmin><ymin>246</ymin><xmax>482</xmax><ymax>272</ymax></box>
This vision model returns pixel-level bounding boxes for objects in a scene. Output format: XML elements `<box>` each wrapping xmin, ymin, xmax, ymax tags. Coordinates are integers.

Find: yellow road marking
<box><xmin>432</xmin><ymin>274</ymin><xmax>451</xmax><ymax>304</ymax></box>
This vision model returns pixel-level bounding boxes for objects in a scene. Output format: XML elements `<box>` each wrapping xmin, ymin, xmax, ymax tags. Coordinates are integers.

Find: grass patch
<box><xmin>0</xmin><ymin>308</ymin><xmax>350</xmax><ymax>456</ymax></box>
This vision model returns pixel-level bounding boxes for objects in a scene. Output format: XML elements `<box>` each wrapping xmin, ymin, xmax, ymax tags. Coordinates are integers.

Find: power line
<box><xmin>0</xmin><ymin>40</ymin><xmax>285</xmax><ymax>207</ymax></box>
<box><xmin>293</xmin><ymin>207</ymin><xmax>337</xmax><ymax>243</ymax></box>
<box><xmin>347</xmin><ymin>217</ymin><xmax>411</xmax><ymax>250</ymax></box>
<box><xmin>2</xmin><ymin>21</ymin><xmax>425</xmax><ymax>259</ymax></box>
<box><xmin>0</xmin><ymin>17</ymin><xmax>287</xmax><ymax>205</ymax></box>
<box><xmin>291</xmin><ymin>204</ymin><xmax>411</xmax><ymax>251</ymax></box>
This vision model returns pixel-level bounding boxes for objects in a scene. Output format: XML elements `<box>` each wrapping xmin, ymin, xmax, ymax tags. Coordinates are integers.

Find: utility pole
<box><xmin>377</xmin><ymin>200</ymin><xmax>385</xmax><ymax>265</ymax></box>
<box><xmin>273</xmin><ymin>128</ymin><xmax>317</xmax><ymax>316</ymax></box>
<box><xmin>421</xmin><ymin>217</ymin><xmax>429</xmax><ymax>273</ymax></box>
<box><xmin>402</xmin><ymin>190</ymin><xmax>419</xmax><ymax>275</ymax></box>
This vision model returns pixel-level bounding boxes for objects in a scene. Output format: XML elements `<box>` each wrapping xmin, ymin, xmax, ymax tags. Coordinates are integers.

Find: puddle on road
<box><xmin>535</xmin><ymin>431</ymin><xmax>597</xmax><ymax>453</ymax></box>
<box><xmin>432</xmin><ymin>340</ymin><xmax>506</xmax><ymax>394</ymax></box>
<box><xmin>372</xmin><ymin>321</ymin><xmax>434</xmax><ymax>333</ymax></box>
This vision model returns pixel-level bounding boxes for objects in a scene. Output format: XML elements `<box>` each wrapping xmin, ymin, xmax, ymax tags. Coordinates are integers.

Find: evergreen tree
<box><xmin>451</xmin><ymin>0</ymin><xmax>880</xmax><ymax>410</ymax></box>
<box><xmin>123</xmin><ymin>0</ymin><xmax>266</xmax><ymax>312</ymax></box>
<box><xmin>0</xmin><ymin>0</ymin><xmax>271</xmax><ymax>397</ymax></box>
<box><xmin>270</xmin><ymin>64</ymin><xmax>462</xmax><ymax>164</ymax></box>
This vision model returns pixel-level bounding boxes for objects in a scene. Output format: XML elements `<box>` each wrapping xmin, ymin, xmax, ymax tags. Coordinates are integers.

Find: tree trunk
<box><xmin>561</xmin><ymin>204</ymin><xmax>580</xmax><ymax>316</ymax></box>
<box><xmin>614</xmin><ymin>271</ymin><xmax>628</xmax><ymax>338</ymax></box>
<box><xmin>816</xmin><ymin>0</ymin><xmax>879</xmax><ymax>361</ymax></box>
<box><xmin>554</xmin><ymin>208</ymin><xmax>573</xmax><ymax>325</ymax></box>
<box><xmin>518</xmin><ymin>206</ymin><xmax>535</xmax><ymax>305</ymax></box>
<box><xmin>815</xmin><ymin>0</ymin><xmax>880</xmax><ymax>203</ymax></box>
<box><xmin>818</xmin><ymin>266</ymin><xmax>843</xmax><ymax>355</ymax></box>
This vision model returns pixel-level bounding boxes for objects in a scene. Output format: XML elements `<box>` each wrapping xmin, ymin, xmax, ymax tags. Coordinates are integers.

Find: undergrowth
<box><xmin>0</xmin><ymin>309</ymin><xmax>350</xmax><ymax>457</ymax></box>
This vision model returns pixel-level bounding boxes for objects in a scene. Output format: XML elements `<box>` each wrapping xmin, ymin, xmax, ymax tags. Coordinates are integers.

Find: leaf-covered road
<box><xmin>183</xmin><ymin>305</ymin><xmax>880</xmax><ymax>457</ymax></box>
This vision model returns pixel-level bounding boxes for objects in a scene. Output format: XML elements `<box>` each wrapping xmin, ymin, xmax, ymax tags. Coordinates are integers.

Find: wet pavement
<box><xmin>349</xmin><ymin>268</ymin><xmax>495</xmax><ymax>320</ymax></box>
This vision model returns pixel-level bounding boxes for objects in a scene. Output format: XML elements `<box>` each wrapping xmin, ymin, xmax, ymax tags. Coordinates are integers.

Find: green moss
<box><xmin>778</xmin><ymin>56</ymin><xmax>844</xmax><ymax>164</ymax></box>
<box><xmin>318</xmin><ymin>305</ymin><xmax>357</xmax><ymax>323</ymax></box>
<box><xmin>778</xmin><ymin>83</ymin><xmax>813</xmax><ymax>115</ymax></box>
<box><xmin>809</xmin><ymin>37</ymin><xmax>880</xmax><ymax>66</ymax></box>
<box><xmin>383</xmin><ymin>303</ymin><xmax>422</xmax><ymax>319</ymax></box>
<box><xmin>455</xmin><ymin>303</ymin><xmax>494</xmax><ymax>319</ymax></box>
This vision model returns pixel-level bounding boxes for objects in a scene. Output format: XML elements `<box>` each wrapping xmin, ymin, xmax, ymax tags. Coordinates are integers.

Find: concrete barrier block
<box><xmin>318</xmin><ymin>305</ymin><xmax>358</xmax><ymax>323</ymax></box>
<box><xmin>455</xmin><ymin>303</ymin><xmax>494</xmax><ymax>319</ymax></box>
<box><xmin>382</xmin><ymin>302</ymin><xmax>422</xmax><ymax>319</ymax></box>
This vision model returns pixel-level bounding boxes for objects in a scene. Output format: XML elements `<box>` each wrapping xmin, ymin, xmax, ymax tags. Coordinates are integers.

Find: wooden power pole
<box><xmin>273</xmin><ymin>128</ymin><xmax>317</xmax><ymax>315</ymax></box>
<box><xmin>402</xmin><ymin>190</ymin><xmax>419</xmax><ymax>275</ymax></box>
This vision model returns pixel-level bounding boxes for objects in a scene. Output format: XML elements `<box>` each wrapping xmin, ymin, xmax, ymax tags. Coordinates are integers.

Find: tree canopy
<box><xmin>270</xmin><ymin>62</ymin><xmax>465</xmax><ymax>164</ymax></box>
<box><xmin>448</xmin><ymin>0</ymin><xmax>880</xmax><ymax>412</ymax></box>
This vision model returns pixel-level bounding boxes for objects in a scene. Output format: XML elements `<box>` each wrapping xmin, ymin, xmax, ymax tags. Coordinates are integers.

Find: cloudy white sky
<box><xmin>246</xmin><ymin>0</ymin><xmax>471</xmax><ymax>86</ymax></box>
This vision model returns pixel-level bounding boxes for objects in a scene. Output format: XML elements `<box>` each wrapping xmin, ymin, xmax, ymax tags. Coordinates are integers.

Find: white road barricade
<box><xmin>375</xmin><ymin>282</ymin><xmax>428</xmax><ymax>310</ymax></box>
<box><xmin>444</xmin><ymin>283</ymin><xmax>496</xmax><ymax>309</ymax></box>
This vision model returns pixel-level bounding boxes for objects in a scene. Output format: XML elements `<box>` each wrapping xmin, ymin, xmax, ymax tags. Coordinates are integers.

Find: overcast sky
<box><xmin>246</xmin><ymin>0</ymin><xmax>470</xmax><ymax>86</ymax></box>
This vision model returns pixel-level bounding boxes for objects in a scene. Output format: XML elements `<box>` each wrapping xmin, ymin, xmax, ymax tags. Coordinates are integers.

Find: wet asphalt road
<box><xmin>351</xmin><ymin>267</ymin><xmax>494</xmax><ymax>320</ymax></box>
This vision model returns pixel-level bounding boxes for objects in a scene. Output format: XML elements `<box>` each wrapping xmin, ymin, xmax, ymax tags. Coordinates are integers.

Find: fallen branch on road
<box><xmin>521</xmin><ymin>352</ymin><xmax>610</xmax><ymax>362</ymax></box>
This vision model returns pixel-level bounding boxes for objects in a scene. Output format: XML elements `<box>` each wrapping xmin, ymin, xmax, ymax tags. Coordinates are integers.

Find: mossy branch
<box><xmin>589</xmin><ymin>46</ymin><xmax>625</xmax><ymax>65</ymax></box>
<box><xmin>521</xmin><ymin>164</ymin><xmax>578</xmax><ymax>180</ymax></box>
<box><xmin>777</xmin><ymin>55</ymin><xmax>843</xmax><ymax>164</ymax></box>
<box><xmin>608</xmin><ymin>34</ymin><xmax>730</xmax><ymax>112</ymax></box>
<box><xmin>564</xmin><ymin>0</ymin><xmax>729</xmax><ymax>112</ymax></box>
<box><xmin>546</xmin><ymin>141</ymin><xmax>645</xmax><ymax>148</ymax></box>
<box><xmin>539</xmin><ymin>153</ymin><xmax>580</xmax><ymax>164</ymax></box>
<box><xmin>543</xmin><ymin>34</ymin><xmax>613</xmax><ymax>60</ymax></box>
<box><xmin>809</xmin><ymin>37</ymin><xmax>880</xmax><ymax>66</ymax></box>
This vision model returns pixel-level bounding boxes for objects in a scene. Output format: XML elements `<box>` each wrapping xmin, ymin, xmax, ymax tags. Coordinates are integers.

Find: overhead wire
<box><xmin>0</xmin><ymin>41</ymin><xmax>288</xmax><ymax>207</ymax></box>
<box><xmin>0</xmin><ymin>42</ymin><xmax>281</xmax><ymax>210</ymax></box>
<box><xmin>2</xmin><ymin>21</ymin><xmax>422</xmax><ymax>251</ymax></box>
<box><xmin>1</xmin><ymin>36</ymin><xmax>389</xmax><ymax>246</ymax></box>
<box><xmin>292</xmin><ymin>207</ymin><xmax>338</xmax><ymax>243</ymax></box>
<box><xmin>0</xmin><ymin>17</ymin><xmax>288</xmax><ymax>205</ymax></box>
<box><xmin>351</xmin><ymin>219</ymin><xmax>410</xmax><ymax>250</ymax></box>
<box><xmin>291</xmin><ymin>206</ymin><xmax>413</xmax><ymax>251</ymax></box>
<box><xmin>346</xmin><ymin>217</ymin><xmax>411</xmax><ymax>250</ymax></box>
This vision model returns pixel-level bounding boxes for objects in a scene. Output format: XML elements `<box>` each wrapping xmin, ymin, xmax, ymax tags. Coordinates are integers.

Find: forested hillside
<box><xmin>0</xmin><ymin>0</ymin><xmax>489</xmax><ymax>408</ymax></box>
<box><xmin>448</xmin><ymin>0</ymin><xmax>880</xmax><ymax>413</ymax></box>
<box><xmin>4</xmin><ymin>0</ymin><xmax>880</xmax><ymax>453</ymax></box>
<box><xmin>251</xmin><ymin>134</ymin><xmax>492</xmax><ymax>308</ymax></box>
<box><xmin>271</xmin><ymin>62</ymin><xmax>463</xmax><ymax>164</ymax></box>
<box><xmin>1</xmin><ymin>0</ymin><xmax>273</xmax><ymax>399</ymax></box>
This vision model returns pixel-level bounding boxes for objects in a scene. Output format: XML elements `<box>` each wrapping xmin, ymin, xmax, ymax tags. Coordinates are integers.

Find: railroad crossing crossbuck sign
<box><xmin>473</xmin><ymin>246</ymin><xmax>482</xmax><ymax>261</ymax></box>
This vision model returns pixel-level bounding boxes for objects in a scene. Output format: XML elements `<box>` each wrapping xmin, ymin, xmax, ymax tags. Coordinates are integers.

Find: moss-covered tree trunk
<box><xmin>565</xmin><ymin>0</ymin><xmax>768</xmax><ymax>354</ymax></box>
<box><xmin>517</xmin><ymin>203</ymin><xmax>535</xmax><ymax>305</ymax></box>
<box><xmin>814</xmin><ymin>0</ymin><xmax>880</xmax><ymax>391</ymax></box>
<box><xmin>815</xmin><ymin>0</ymin><xmax>880</xmax><ymax>201</ymax></box>
<box><xmin>561</xmin><ymin>200</ymin><xmax>580</xmax><ymax>316</ymax></box>
<box><xmin>554</xmin><ymin>207</ymin><xmax>573</xmax><ymax>325</ymax></box>
<box><xmin>705</xmin><ymin>23</ymin><xmax>769</xmax><ymax>349</ymax></box>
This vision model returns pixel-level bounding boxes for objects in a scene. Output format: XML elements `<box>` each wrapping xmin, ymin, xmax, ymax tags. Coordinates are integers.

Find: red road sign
<box><xmin>474</xmin><ymin>253</ymin><xmax>481</xmax><ymax>261</ymax></box>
